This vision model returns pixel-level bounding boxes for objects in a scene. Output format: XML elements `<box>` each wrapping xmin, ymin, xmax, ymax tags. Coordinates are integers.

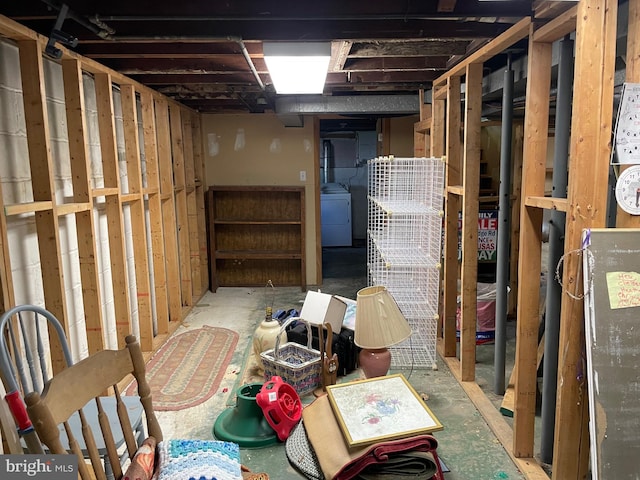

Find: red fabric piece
<box><xmin>334</xmin><ymin>435</ymin><xmax>442</xmax><ymax>480</ymax></box>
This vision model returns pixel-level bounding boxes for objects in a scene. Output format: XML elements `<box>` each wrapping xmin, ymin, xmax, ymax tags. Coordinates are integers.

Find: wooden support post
<box><xmin>154</xmin><ymin>99</ymin><xmax>181</xmax><ymax>322</ymax></box>
<box><xmin>169</xmin><ymin>104</ymin><xmax>192</xmax><ymax>306</ymax></box>
<box><xmin>139</xmin><ymin>91</ymin><xmax>170</xmax><ymax>336</ymax></box>
<box><xmin>61</xmin><ymin>58</ymin><xmax>105</xmax><ymax>354</ymax></box>
<box><xmin>94</xmin><ymin>73</ymin><xmax>131</xmax><ymax>347</ymax></box>
<box><xmin>413</xmin><ymin>101</ymin><xmax>431</xmax><ymax>158</ymax></box>
<box><xmin>443</xmin><ymin>75</ymin><xmax>462</xmax><ymax>358</ymax></box>
<box><xmin>430</xmin><ymin>99</ymin><xmax>445</xmax><ymax>157</ymax></box>
<box><xmin>513</xmin><ymin>30</ymin><xmax>551</xmax><ymax>458</ymax></box>
<box><xmin>0</xmin><ymin>184</ymin><xmax>14</xmax><ymax>312</ymax></box>
<box><xmin>17</xmin><ymin>39</ymin><xmax>68</xmax><ymax>373</ymax></box>
<box><xmin>181</xmin><ymin>110</ymin><xmax>201</xmax><ymax>298</ymax></box>
<box><xmin>120</xmin><ymin>84</ymin><xmax>153</xmax><ymax>351</ymax></box>
<box><xmin>418</xmin><ymin>88</ymin><xmax>431</xmax><ymax>121</ymax></box>
<box><xmin>430</xmin><ymin>97</ymin><xmax>446</xmax><ymax>338</ymax></box>
<box><xmin>459</xmin><ymin>63</ymin><xmax>482</xmax><ymax>382</ymax></box>
<box><xmin>553</xmin><ymin>0</ymin><xmax>617</xmax><ymax>477</ymax></box>
<box><xmin>191</xmin><ymin>112</ymin><xmax>209</xmax><ymax>292</ymax></box>
<box><xmin>379</xmin><ymin>118</ymin><xmax>391</xmax><ymax>156</ymax></box>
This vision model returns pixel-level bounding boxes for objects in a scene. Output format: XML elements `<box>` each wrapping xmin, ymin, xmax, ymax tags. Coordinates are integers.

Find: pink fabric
<box><xmin>123</xmin><ymin>436</ymin><xmax>157</xmax><ymax>480</ymax></box>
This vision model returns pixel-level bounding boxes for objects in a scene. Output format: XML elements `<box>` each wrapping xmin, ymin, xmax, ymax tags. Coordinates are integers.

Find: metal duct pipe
<box><xmin>494</xmin><ymin>55</ymin><xmax>514</xmax><ymax>395</ymax></box>
<box><xmin>540</xmin><ymin>35</ymin><xmax>573</xmax><ymax>465</ymax></box>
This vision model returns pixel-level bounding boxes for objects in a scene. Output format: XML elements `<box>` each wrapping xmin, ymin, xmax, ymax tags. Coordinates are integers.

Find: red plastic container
<box><xmin>256</xmin><ymin>376</ymin><xmax>302</xmax><ymax>441</ymax></box>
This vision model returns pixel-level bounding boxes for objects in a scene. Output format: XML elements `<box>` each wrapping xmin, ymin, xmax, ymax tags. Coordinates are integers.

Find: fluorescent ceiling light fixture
<box><xmin>263</xmin><ymin>42</ymin><xmax>331</xmax><ymax>94</ymax></box>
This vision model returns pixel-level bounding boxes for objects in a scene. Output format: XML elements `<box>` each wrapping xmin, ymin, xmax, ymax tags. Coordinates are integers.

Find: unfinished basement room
<box><xmin>0</xmin><ymin>1</ymin><xmax>637</xmax><ymax>479</ymax></box>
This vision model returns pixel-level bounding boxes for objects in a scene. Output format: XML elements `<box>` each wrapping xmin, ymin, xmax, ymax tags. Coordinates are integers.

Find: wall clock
<box><xmin>615</xmin><ymin>164</ymin><xmax>640</xmax><ymax>215</ymax></box>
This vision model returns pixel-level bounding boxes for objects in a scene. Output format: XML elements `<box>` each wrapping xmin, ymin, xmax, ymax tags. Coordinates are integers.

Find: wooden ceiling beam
<box><xmin>350</xmin><ymin>40</ymin><xmax>469</xmax><ymax>57</ymax></box>
<box><xmin>100</xmin><ymin>57</ymin><xmax>264</xmax><ymax>72</ymax></box>
<box><xmin>329</xmin><ymin>41</ymin><xmax>352</xmax><ymax>72</ymax></box>
<box><xmin>434</xmin><ymin>16</ymin><xmax>531</xmax><ymax>85</ymax></box>
<box><xmin>344</xmin><ymin>56</ymin><xmax>449</xmax><ymax>71</ymax></box>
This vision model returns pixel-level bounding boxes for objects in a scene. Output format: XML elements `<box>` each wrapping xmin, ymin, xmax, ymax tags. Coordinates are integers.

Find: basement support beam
<box><xmin>459</xmin><ymin>63</ymin><xmax>482</xmax><ymax>382</ymax></box>
<box><xmin>514</xmin><ymin>28</ymin><xmax>551</xmax><ymax>459</ymax></box>
<box><xmin>552</xmin><ymin>0</ymin><xmax>617</xmax><ymax>477</ymax></box>
<box><xmin>442</xmin><ymin>75</ymin><xmax>461</xmax><ymax>359</ymax></box>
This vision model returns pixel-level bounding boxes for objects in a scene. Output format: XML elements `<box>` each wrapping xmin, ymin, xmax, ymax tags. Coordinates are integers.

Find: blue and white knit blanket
<box><xmin>156</xmin><ymin>439</ymin><xmax>243</xmax><ymax>480</ymax></box>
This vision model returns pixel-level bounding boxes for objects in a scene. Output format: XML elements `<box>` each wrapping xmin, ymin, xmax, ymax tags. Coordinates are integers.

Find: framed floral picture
<box><xmin>325</xmin><ymin>373</ymin><xmax>443</xmax><ymax>447</ymax></box>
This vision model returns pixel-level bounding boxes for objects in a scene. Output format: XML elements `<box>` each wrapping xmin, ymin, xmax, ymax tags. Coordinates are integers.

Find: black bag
<box><xmin>286</xmin><ymin>321</ymin><xmax>359</xmax><ymax>377</ymax></box>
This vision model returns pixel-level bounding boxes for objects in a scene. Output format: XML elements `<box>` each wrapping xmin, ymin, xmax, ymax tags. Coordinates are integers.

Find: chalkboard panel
<box><xmin>583</xmin><ymin>228</ymin><xmax>640</xmax><ymax>479</ymax></box>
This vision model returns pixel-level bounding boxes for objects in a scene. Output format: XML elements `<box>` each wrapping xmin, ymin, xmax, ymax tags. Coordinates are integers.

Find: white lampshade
<box><xmin>355</xmin><ymin>286</ymin><xmax>412</xmax><ymax>349</ymax></box>
<box><xmin>263</xmin><ymin>42</ymin><xmax>331</xmax><ymax>94</ymax></box>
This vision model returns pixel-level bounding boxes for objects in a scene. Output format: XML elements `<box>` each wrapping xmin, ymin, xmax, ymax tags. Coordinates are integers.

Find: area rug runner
<box><xmin>126</xmin><ymin>326</ymin><xmax>239</xmax><ymax>411</ymax></box>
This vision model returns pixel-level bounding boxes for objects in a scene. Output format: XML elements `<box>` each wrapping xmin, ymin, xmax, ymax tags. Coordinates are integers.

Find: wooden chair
<box><xmin>0</xmin><ymin>305</ymin><xmax>145</xmax><ymax>473</ymax></box>
<box><xmin>25</xmin><ymin>335</ymin><xmax>162</xmax><ymax>480</ymax></box>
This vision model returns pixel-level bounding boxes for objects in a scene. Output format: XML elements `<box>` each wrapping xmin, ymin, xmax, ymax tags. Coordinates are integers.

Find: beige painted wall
<box><xmin>200</xmin><ymin>112</ymin><xmax>418</xmax><ymax>287</ymax></box>
<box><xmin>201</xmin><ymin>113</ymin><xmax>319</xmax><ymax>285</ymax></box>
<box><xmin>390</xmin><ymin>115</ymin><xmax>420</xmax><ymax>156</ymax></box>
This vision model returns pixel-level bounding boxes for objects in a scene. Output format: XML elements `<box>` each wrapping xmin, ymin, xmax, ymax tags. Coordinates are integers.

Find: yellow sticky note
<box><xmin>606</xmin><ymin>271</ymin><xmax>640</xmax><ymax>309</ymax></box>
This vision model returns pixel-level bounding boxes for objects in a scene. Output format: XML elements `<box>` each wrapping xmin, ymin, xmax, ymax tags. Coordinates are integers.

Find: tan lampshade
<box><xmin>355</xmin><ymin>286</ymin><xmax>412</xmax><ymax>349</ymax></box>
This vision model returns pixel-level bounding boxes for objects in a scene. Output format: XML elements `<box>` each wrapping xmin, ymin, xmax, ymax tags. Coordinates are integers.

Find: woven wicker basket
<box><xmin>260</xmin><ymin>317</ymin><xmax>321</xmax><ymax>396</ymax></box>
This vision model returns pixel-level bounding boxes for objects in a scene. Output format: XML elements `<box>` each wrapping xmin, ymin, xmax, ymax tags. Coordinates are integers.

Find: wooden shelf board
<box><xmin>214</xmin><ymin>219</ymin><xmax>302</xmax><ymax>225</ymax></box>
<box><xmin>215</xmin><ymin>250</ymin><xmax>302</xmax><ymax>259</ymax></box>
<box><xmin>524</xmin><ymin>196</ymin><xmax>568</xmax><ymax>212</ymax></box>
<box><xmin>447</xmin><ymin>185</ymin><xmax>464</xmax><ymax>196</ymax></box>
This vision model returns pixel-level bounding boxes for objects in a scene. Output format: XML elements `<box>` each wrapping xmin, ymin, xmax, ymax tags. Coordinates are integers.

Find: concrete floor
<box><xmin>155</xmin><ymin>247</ymin><xmax>526</xmax><ymax>479</ymax></box>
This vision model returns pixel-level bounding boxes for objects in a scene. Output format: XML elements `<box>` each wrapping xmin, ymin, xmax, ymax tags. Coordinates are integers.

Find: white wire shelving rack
<box><xmin>367</xmin><ymin>156</ymin><xmax>445</xmax><ymax>369</ymax></box>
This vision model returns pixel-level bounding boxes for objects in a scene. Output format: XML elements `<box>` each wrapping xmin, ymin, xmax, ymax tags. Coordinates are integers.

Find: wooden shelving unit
<box><xmin>207</xmin><ymin>185</ymin><xmax>306</xmax><ymax>291</ymax></box>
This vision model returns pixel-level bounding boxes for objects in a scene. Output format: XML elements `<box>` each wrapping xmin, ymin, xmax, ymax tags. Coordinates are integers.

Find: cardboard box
<box><xmin>299</xmin><ymin>290</ymin><xmax>347</xmax><ymax>333</ymax></box>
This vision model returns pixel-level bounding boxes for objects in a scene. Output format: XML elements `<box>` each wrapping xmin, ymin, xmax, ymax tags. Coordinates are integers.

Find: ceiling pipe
<box><xmin>235</xmin><ymin>38</ymin><xmax>265</xmax><ymax>91</ymax></box>
<box><xmin>38</xmin><ymin>2</ymin><xmax>265</xmax><ymax>93</ymax></box>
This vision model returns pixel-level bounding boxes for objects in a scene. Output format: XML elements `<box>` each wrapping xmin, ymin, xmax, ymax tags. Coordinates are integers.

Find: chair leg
<box><xmin>104</xmin><ymin>454</ymin><xmax>115</xmax><ymax>480</ymax></box>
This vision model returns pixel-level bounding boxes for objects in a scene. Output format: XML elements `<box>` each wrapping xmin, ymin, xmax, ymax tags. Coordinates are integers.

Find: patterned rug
<box><xmin>126</xmin><ymin>326</ymin><xmax>239</xmax><ymax>411</ymax></box>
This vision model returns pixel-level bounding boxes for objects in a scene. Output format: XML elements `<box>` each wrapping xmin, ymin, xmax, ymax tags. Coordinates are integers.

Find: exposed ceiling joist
<box><xmin>2</xmin><ymin>0</ymin><xmax>549</xmax><ymax>114</ymax></box>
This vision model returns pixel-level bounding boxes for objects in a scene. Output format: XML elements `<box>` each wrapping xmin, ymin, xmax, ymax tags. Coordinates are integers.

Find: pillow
<box><xmin>124</xmin><ymin>436</ymin><xmax>157</xmax><ymax>480</ymax></box>
<box><xmin>156</xmin><ymin>439</ymin><xmax>242</xmax><ymax>480</ymax></box>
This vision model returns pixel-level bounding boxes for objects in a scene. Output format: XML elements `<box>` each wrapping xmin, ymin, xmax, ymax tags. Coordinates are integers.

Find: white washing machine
<box><xmin>320</xmin><ymin>184</ymin><xmax>352</xmax><ymax>247</ymax></box>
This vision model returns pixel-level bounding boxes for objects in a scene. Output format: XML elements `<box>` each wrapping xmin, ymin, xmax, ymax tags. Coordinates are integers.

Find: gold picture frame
<box><xmin>325</xmin><ymin>373</ymin><xmax>443</xmax><ymax>447</ymax></box>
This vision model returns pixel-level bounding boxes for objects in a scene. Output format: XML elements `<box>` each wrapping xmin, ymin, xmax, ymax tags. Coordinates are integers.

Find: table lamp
<box><xmin>355</xmin><ymin>286</ymin><xmax>412</xmax><ymax>378</ymax></box>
